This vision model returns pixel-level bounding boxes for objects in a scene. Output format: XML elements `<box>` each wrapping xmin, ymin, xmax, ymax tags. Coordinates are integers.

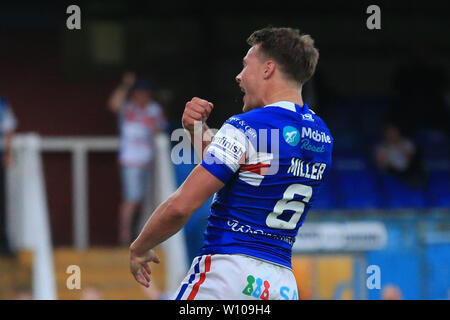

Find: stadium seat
<box><xmin>426</xmin><ymin>170</ymin><xmax>450</xmax><ymax>207</ymax></box>
<box><xmin>331</xmin><ymin>130</ymin><xmax>364</xmax><ymax>158</ymax></box>
<box><xmin>414</xmin><ymin>130</ymin><xmax>449</xmax><ymax>159</ymax></box>
<box><xmin>329</xmin><ymin>156</ymin><xmax>381</xmax><ymax>209</ymax></box>
<box><xmin>378</xmin><ymin>173</ymin><xmax>427</xmax><ymax>209</ymax></box>
<box><xmin>312</xmin><ymin>171</ymin><xmax>338</xmax><ymax>210</ymax></box>
<box><xmin>335</xmin><ymin>169</ymin><xmax>381</xmax><ymax>209</ymax></box>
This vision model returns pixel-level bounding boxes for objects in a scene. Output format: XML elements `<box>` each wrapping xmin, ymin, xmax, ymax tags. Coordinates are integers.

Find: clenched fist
<box><xmin>182</xmin><ymin>97</ymin><xmax>214</xmax><ymax>133</ymax></box>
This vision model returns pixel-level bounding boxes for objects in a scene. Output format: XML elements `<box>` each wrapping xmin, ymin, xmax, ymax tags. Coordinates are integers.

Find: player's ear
<box><xmin>263</xmin><ymin>60</ymin><xmax>276</xmax><ymax>79</ymax></box>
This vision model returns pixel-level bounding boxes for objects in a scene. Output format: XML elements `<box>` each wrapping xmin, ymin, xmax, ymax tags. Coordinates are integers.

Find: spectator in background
<box><xmin>381</xmin><ymin>284</ymin><xmax>403</xmax><ymax>300</ymax></box>
<box><xmin>108</xmin><ymin>72</ymin><xmax>167</xmax><ymax>246</ymax></box>
<box><xmin>14</xmin><ymin>288</ymin><xmax>32</xmax><ymax>300</ymax></box>
<box><xmin>80</xmin><ymin>286</ymin><xmax>103</xmax><ymax>300</ymax></box>
<box><xmin>141</xmin><ymin>282</ymin><xmax>169</xmax><ymax>300</ymax></box>
<box><xmin>0</xmin><ymin>96</ymin><xmax>17</xmax><ymax>256</ymax></box>
<box><xmin>375</xmin><ymin>123</ymin><xmax>427</xmax><ymax>188</ymax></box>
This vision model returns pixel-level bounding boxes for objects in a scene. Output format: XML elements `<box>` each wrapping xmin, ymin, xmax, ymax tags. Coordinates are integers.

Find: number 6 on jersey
<box><xmin>266</xmin><ymin>184</ymin><xmax>312</xmax><ymax>230</ymax></box>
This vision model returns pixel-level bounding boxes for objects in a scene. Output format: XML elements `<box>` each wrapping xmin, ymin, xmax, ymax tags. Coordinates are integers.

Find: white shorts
<box><xmin>172</xmin><ymin>254</ymin><xmax>299</xmax><ymax>300</ymax></box>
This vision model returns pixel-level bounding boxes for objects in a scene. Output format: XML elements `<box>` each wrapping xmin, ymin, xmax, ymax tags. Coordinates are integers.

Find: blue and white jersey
<box><xmin>199</xmin><ymin>101</ymin><xmax>333</xmax><ymax>269</ymax></box>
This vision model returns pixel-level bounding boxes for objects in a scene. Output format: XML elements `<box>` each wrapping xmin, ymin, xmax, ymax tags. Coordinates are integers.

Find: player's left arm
<box><xmin>129</xmin><ymin>164</ymin><xmax>224</xmax><ymax>287</ymax></box>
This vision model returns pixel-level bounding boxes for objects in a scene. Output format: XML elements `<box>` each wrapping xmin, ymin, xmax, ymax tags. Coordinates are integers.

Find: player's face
<box><xmin>236</xmin><ymin>45</ymin><xmax>266</xmax><ymax>112</ymax></box>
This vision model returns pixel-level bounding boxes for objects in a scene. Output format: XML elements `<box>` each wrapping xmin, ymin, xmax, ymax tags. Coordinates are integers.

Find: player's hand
<box><xmin>182</xmin><ymin>97</ymin><xmax>214</xmax><ymax>133</ymax></box>
<box><xmin>129</xmin><ymin>249</ymin><xmax>160</xmax><ymax>288</ymax></box>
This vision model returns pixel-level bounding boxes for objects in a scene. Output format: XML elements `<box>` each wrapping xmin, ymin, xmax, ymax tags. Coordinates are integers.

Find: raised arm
<box><xmin>107</xmin><ymin>72</ymin><xmax>136</xmax><ymax>113</ymax></box>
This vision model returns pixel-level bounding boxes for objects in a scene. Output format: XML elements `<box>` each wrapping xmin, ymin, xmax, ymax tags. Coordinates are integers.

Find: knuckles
<box><xmin>183</xmin><ymin>97</ymin><xmax>213</xmax><ymax>127</ymax></box>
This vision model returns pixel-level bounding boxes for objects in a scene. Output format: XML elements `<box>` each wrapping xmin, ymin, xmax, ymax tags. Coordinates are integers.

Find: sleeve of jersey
<box><xmin>201</xmin><ymin>122</ymin><xmax>249</xmax><ymax>184</ymax></box>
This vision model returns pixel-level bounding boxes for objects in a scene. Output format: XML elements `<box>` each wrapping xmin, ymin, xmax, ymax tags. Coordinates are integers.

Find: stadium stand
<box><xmin>311</xmin><ymin>98</ymin><xmax>449</xmax><ymax>210</ymax></box>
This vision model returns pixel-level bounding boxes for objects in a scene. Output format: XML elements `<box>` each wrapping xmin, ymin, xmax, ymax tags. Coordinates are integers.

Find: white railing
<box><xmin>39</xmin><ymin>135</ymin><xmax>119</xmax><ymax>249</ymax></box>
<box><xmin>6</xmin><ymin>133</ymin><xmax>188</xmax><ymax>298</ymax></box>
<box><xmin>7</xmin><ymin>134</ymin><xmax>57</xmax><ymax>299</ymax></box>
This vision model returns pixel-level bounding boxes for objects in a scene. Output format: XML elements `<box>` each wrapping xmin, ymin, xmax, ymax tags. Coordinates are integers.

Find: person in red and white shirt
<box><xmin>108</xmin><ymin>72</ymin><xmax>166</xmax><ymax>246</ymax></box>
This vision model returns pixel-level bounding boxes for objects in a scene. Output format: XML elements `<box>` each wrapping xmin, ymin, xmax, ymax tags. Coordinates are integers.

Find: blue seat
<box><xmin>313</xmin><ymin>172</ymin><xmax>338</xmax><ymax>210</ymax></box>
<box><xmin>427</xmin><ymin>171</ymin><xmax>450</xmax><ymax>207</ymax></box>
<box><xmin>414</xmin><ymin>130</ymin><xmax>449</xmax><ymax>158</ymax></box>
<box><xmin>336</xmin><ymin>169</ymin><xmax>381</xmax><ymax>209</ymax></box>
<box><xmin>378</xmin><ymin>173</ymin><xmax>427</xmax><ymax>209</ymax></box>
<box><xmin>328</xmin><ymin>156</ymin><xmax>381</xmax><ymax>209</ymax></box>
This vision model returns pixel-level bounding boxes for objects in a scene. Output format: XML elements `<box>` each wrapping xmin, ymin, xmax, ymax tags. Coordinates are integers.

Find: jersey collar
<box><xmin>264</xmin><ymin>100</ymin><xmax>309</xmax><ymax>114</ymax></box>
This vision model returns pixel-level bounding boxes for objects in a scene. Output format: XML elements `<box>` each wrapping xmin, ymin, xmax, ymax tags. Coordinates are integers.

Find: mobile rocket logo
<box><xmin>283</xmin><ymin>126</ymin><xmax>300</xmax><ymax>147</ymax></box>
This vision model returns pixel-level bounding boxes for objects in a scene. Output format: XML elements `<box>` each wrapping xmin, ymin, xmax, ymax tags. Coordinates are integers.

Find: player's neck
<box><xmin>262</xmin><ymin>85</ymin><xmax>304</xmax><ymax>107</ymax></box>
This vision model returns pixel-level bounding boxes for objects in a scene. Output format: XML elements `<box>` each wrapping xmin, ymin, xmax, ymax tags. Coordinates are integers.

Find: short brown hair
<box><xmin>247</xmin><ymin>27</ymin><xmax>319</xmax><ymax>85</ymax></box>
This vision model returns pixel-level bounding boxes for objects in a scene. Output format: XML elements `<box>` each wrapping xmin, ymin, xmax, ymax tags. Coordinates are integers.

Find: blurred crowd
<box><xmin>107</xmin><ymin>72</ymin><xmax>166</xmax><ymax>246</ymax></box>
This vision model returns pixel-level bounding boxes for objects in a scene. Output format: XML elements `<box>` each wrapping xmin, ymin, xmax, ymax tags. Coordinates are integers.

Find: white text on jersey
<box><xmin>301</xmin><ymin>127</ymin><xmax>331</xmax><ymax>144</ymax></box>
<box><xmin>287</xmin><ymin>158</ymin><xmax>327</xmax><ymax>181</ymax></box>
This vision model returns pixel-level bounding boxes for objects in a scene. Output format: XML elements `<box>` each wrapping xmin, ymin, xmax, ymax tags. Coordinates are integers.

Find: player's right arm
<box><xmin>182</xmin><ymin>97</ymin><xmax>215</xmax><ymax>159</ymax></box>
<box><xmin>107</xmin><ymin>72</ymin><xmax>136</xmax><ymax>113</ymax></box>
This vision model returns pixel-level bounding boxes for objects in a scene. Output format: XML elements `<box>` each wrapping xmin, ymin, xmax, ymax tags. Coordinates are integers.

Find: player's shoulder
<box><xmin>225</xmin><ymin>111</ymin><xmax>255</xmax><ymax>129</ymax></box>
<box><xmin>225</xmin><ymin>107</ymin><xmax>271</xmax><ymax>128</ymax></box>
<box><xmin>221</xmin><ymin>111</ymin><xmax>261</xmax><ymax>143</ymax></box>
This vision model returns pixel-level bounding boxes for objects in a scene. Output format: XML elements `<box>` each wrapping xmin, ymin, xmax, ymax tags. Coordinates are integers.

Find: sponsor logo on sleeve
<box><xmin>214</xmin><ymin>135</ymin><xmax>245</xmax><ymax>160</ymax></box>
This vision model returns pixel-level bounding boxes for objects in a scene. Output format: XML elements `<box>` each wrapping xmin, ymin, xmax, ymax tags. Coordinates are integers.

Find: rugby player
<box><xmin>130</xmin><ymin>26</ymin><xmax>333</xmax><ymax>300</ymax></box>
